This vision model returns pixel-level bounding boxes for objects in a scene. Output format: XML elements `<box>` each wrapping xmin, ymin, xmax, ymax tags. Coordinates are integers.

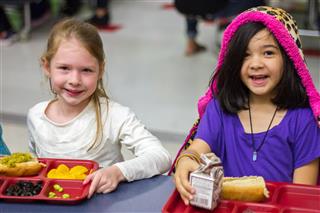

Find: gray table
<box><xmin>0</xmin><ymin>175</ymin><xmax>175</xmax><ymax>213</ymax></box>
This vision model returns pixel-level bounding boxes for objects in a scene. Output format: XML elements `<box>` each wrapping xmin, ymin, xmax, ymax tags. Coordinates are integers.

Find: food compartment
<box><xmin>0</xmin><ymin>158</ymin><xmax>98</xmax><ymax>204</ymax></box>
<box><xmin>236</xmin><ymin>203</ymin><xmax>280</xmax><ymax>213</ymax></box>
<box><xmin>274</xmin><ymin>184</ymin><xmax>320</xmax><ymax>210</ymax></box>
<box><xmin>264</xmin><ymin>182</ymin><xmax>278</xmax><ymax>203</ymax></box>
<box><xmin>0</xmin><ymin>178</ymin><xmax>6</xmax><ymax>194</ymax></box>
<box><xmin>42</xmin><ymin>179</ymin><xmax>89</xmax><ymax>204</ymax></box>
<box><xmin>0</xmin><ymin>155</ymin><xmax>47</xmax><ymax>178</ymax></box>
<box><xmin>185</xmin><ymin>202</ymin><xmax>235</xmax><ymax>213</ymax></box>
<box><xmin>37</xmin><ymin>158</ymin><xmax>50</xmax><ymax>177</ymax></box>
<box><xmin>44</xmin><ymin>158</ymin><xmax>98</xmax><ymax>180</ymax></box>
<box><xmin>282</xmin><ymin>207</ymin><xmax>320</xmax><ymax>213</ymax></box>
<box><xmin>163</xmin><ymin>182</ymin><xmax>320</xmax><ymax>213</ymax></box>
<box><xmin>0</xmin><ymin>178</ymin><xmax>44</xmax><ymax>202</ymax></box>
<box><xmin>213</xmin><ymin>201</ymin><xmax>236</xmax><ymax>213</ymax></box>
<box><xmin>162</xmin><ymin>190</ymin><xmax>236</xmax><ymax>213</ymax></box>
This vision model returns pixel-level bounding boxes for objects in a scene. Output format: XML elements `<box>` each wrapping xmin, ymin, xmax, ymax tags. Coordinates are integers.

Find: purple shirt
<box><xmin>195</xmin><ymin>99</ymin><xmax>320</xmax><ymax>182</ymax></box>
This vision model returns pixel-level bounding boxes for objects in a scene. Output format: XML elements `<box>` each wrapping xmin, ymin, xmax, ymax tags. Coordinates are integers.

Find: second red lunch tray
<box><xmin>0</xmin><ymin>158</ymin><xmax>99</xmax><ymax>204</ymax></box>
<box><xmin>162</xmin><ymin>182</ymin><xmax>320</xmax><ymax>213</ymax></box>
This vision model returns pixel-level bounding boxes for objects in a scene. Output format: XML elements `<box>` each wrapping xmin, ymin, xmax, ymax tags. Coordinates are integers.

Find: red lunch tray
<box><xmin>0</xmin><ymin>158</ymin><xmax>99</xmax><ymax>204</ymax></box>
<box><xmin>162</xmin><ymin>182</ymin><xmax>320</xmax><ymax>213</ymax></box>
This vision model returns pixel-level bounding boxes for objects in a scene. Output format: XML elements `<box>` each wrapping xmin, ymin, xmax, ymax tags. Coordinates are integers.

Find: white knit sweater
<box><xmin>27</xmin><ymin>98</ymin><xmax>171</xmax><ymax>181</ymax></box>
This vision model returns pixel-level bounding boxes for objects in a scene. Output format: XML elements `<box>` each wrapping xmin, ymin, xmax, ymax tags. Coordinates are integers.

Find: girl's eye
<box><xmin>264</xmin><ymin>50</ymin><xmax>274</xmax><ymax>56</ymax></box>
<box><xmin>58</xmin><ymin>66</ymin><xmax>69</xmax><ymax>70</ymax></box>
<box><xmin>82</xmin><ymin>68</ymin><xmax>93</xmax><ymax>73</ymax></box>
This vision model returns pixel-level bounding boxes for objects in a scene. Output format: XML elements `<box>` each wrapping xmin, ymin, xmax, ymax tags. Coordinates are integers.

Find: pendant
<box><xmin>253</xmin><ymin>151</ymin><xmax>257</xmax><ymax>162</ymax></box>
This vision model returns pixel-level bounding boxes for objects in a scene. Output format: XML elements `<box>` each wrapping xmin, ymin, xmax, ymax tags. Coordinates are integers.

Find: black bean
<box><xmin>5</xmin><ymin>181</ymin><xmax>43</xmax><ymax>196</ymax></box>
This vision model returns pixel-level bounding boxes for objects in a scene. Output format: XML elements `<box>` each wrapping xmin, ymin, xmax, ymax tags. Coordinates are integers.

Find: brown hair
<box><xmin>41</xmin><ymin>18</ymin><xmax>108</xmax><ymax>150</ymax></box>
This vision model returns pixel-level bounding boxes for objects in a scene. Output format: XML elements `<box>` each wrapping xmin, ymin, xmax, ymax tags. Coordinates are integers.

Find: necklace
<box><xmin>248</xmin><ymin>104</ymin><xmax>278</xmax><ymax>162</ymax></box>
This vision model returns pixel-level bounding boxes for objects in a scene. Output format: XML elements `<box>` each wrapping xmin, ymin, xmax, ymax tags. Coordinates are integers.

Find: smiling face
<box><xmin>240</xmin><ymin>29</ymin><xmax>284</xmax><ymax>101</ymax></box>
<box><xmin>43</xmin><ymin>37</ymin><xmax>101</xmax><ymax>111</ymax></box>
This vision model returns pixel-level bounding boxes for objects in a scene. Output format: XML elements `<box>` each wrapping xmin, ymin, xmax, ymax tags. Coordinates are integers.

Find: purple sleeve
<box><xmin>194</xmin><ymin>99</ymin><xmax>224</xmax><ymax>155</ymax></box>
<box><xmin>293</xmin><ymin>109</ymin><xmax>320</xmax><ymax>169</ymax></box>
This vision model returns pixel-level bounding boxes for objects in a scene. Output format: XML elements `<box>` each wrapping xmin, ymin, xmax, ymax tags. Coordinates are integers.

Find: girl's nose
<box><xmin>69</xmin><ymin>70</ymin><xmax>81</xmax><ymax>85</ymax></box>
<box><xmin>249</xmin><ymin>56</ymin><xmax>263</xmax><ymax>70</ymax></box>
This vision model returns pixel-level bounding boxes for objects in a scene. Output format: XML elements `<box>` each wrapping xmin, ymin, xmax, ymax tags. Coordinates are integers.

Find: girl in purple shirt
<box><xmin>172</xmin><ymin>6</ymin><xmax>320</xmax><ymax>205</ymax></box>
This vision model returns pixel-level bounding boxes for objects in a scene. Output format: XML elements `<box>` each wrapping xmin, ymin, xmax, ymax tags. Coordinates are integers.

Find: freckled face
<box><xmin>44</xmin><ymin>38</ymin><xmax>100</xmax><ymax>110</ymax></box>
<box><xmin>240</xmin><ymin>29</ymin><xmax>284</xmax><ymax>100</ymax></box>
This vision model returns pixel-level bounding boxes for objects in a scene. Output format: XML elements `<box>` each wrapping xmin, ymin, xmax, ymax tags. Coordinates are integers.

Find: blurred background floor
<box><xmin>1</xmin><ymin>1</ymin><xmax>319</xmax><ymax>160</ymax></box>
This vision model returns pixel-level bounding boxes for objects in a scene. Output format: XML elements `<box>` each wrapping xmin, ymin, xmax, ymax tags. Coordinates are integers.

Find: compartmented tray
<box><xmin>162</xmin><ymin>182</ymin><xmax>320</xmax><ymax>213</ymax></box>
<box><xmin>0</xmin><ymin>158</ymin><xmax>99</xmax><ymax>204</ymax></box>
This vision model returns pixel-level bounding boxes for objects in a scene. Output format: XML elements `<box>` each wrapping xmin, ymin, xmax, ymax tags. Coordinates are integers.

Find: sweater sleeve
<box><xmin>114</xmin><ymin>107</ymin><xmax>172</xmax><ymax>182</ymax></box>
<box><xmin>27</xmin><ymin>110</ymin><xmax>37</xmax><ymax>156</ymax></box>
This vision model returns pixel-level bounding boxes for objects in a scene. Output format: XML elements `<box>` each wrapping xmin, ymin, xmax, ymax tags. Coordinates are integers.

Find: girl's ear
<box><xmin>41</xmin><ymin>58</ymin><xmax>51</xmax><ymax>77</ymax></box>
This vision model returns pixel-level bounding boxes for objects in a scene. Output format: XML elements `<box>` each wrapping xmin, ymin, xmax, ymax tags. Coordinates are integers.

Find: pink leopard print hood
<box><xmin>168</xmin><ymin>6</ymin><xmax>319</xmax><ymax>175</ymax></box>
<box><xmin>198</xmin><ymin>6</ymin><xmax>320</xmax><ymax>127</ymax></box>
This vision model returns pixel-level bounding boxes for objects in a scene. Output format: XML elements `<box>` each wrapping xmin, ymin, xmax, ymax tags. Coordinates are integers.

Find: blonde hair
<box><xmin>41</xmin><ymin>18</ymin><xmax>108</xmax><ymax>150</ymax></box>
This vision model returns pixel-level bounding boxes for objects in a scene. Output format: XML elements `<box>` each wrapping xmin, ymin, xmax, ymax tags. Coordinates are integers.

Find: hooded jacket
<box><xmin>170</xmin><ymin>6</ymin><xmax>320</xmax><ymax>174</ymax></box>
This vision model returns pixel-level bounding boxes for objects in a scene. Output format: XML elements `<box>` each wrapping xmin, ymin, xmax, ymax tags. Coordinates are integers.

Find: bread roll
<box><xmin>0</xmin><ymin>153</ymin><xmax>46</xmax><ymax>177</ymax></box>
<box><xmin>221</xmin><ymin>176</ymin><xmax>269</xmax><ymax>202</ymax></box>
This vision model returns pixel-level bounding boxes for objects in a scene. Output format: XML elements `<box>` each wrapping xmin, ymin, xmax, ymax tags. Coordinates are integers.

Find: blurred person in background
<box><xmin>88</xmin><ymin>0</ymin><xmax>110</xmax><ymax>27</ymax></box>
<box><xmin>61</xmin><ymin>0</ymin><xmax>82</xmax><ymax>16</ymax></box>
<box><xmin>175</xmin><ymin>0</ymin><xmax>265</xmax><ymax>56</ymax></box>
<box><xmin>0</xmin><ymin>6</ymin><xmax>17</xmax><ymax>45</ymax></box>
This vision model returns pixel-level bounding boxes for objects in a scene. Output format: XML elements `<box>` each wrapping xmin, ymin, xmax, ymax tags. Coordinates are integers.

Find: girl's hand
<box><xmin>173</xmin><ymin>157</ymin><xmax>200</xmax><ymax>205</ymax></box>
<box><xmin>83</xmin><ymin>165</ymin><xmax>126</xmax><ymax>198</ymax></box>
